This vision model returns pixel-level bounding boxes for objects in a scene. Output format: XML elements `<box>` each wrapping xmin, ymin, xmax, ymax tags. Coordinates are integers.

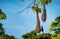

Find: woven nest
<box><xmin>41</xmin><ymin>10</ymin><xmax>46</xmax><ymax>22</ymax></box>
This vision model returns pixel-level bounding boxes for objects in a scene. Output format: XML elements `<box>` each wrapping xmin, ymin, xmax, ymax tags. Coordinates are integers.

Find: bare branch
<box><xmin>18</xmin><ymin>0</ymin><xmax>35</xmax><ymax>14</ymax></box>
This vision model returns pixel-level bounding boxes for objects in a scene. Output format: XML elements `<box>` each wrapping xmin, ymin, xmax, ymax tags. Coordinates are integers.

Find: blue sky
<box><xmin>0</xmin><ymin>0</ymin><xmax>60</xmax><ymax>39</ymax></box>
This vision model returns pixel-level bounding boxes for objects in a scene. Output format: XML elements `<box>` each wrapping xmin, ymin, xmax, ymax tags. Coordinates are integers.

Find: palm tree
<box><xmin>39</xmin><ymin>0</ymin><xmax>52</xmax><ymax>22</ymax></box>
<box><xmin>32</xmin><ymin>4</ymin><xmax>41</xmax><ymax>33</ymax></box>
<box><xmin>0</xmin><ymin>9</ymin><xmax>6</xmax><ymax>20</ymax></box>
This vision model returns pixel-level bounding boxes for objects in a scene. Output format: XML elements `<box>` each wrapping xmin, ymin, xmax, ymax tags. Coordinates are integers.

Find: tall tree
<box><xmin>39</xmin><ymin>0</ymin><xmax>52</xmax><ymax>22</ymax></box>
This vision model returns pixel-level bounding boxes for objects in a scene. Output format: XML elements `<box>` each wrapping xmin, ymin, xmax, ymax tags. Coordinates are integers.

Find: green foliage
<box><xmin>49</xmin><ymin>16</ymin><xmax>60</xmax><ymax>33</ymax></box>
<box><xmin>22</xmin><ymin>31</ymin><xmax>37</xmax><ymax>39</ymax></box>
<box><xmin>32</xmin><ymin>4</ymin><xmax>38</xmax><ymax>11</ymax></box>
<box><xmin>50</xmin><ymin>16</ymin><xmax>60</xmax><ymax>27</ymax></box>
<box><xmin>0</xmin><ymin>23</ymin><xmax>16</xmax><ymax>39</ymax></box>
<box><xmin>0</xmin><ymin>35</ymin><xmax>16</xmax><ymax>39</ymax></box>
<box><xmin>37</xmin><ymin>33</ymin><xmax>51</xmax><ymax>39</ymax></box>
<box><xmin>51</xmin><ymin>34</ymin><xmax>60</xmax><ymax>39</ymax></box>
<box><xmin>39</xmin><ymin>0</ymin><xmax>46</xmax><ymax>5</ymax></box>
<box><xmin>0</xmin><ymin>9</ymin><xmax>16</xmax><ymax>39</ymax></box>
<box><xmin>55</xmin><ymin>16</ymin><xmax>60</xmax><ymax>22</ymax></box>
<box><xmin>32</xmin><ymin>4</ymin><xmax>41</xmax><ymax>13</ymax></box>
<box><xmin>0</xmin><ymin>9</ymin><xmax>7</xmax><ymax>20</ymax></box>
<box><xmin>0</xmin><ymin>23</ymin><xmax>5</xmax><ymax>36</ymax></box>
<box><xmin>22</xmin><ymin>30</ymin><xmax>51</xmax><ymax>39</ymax></box>
<box><xmin>39</xmin><ymin>0</ymin><xmax>52</xmax><ymax>5</ymax></box>
<box><xmin>50</xmin><ymin>22</ymin><xmax>57</xmax><ymax>27</ymax></box>
<box><xmin>53</xmin><ymin>28</ymin><xmax>60</xmax><ymax>33</ymax></box>
<box><xmin>22</xmin><ymin>31</ymin><xmax>60</xmax><ymax>39</ymax></box>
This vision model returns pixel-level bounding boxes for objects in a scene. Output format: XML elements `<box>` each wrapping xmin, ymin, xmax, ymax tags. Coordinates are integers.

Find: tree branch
<box><xmin>18</xmin><ymin>0</ymin><xmax>35</xmax><ymax>14</ymax></box>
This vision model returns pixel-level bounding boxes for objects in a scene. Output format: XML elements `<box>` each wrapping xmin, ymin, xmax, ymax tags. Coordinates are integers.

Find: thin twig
<box><xmin>18</xmin><ymin>0</ymin><xmax>35</xmax><ymax>14</ymax></box>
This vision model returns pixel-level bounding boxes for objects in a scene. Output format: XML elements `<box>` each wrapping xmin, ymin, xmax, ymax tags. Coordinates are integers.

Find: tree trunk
<box><xmin>41</xmin><ymin>4</ymin><xmax>46</xmax><ymax>22</ymax></box>
<box><xmin>35</xmin><ymin>11</ymin><xmax>41</xmax><ymax>33</ymax></box>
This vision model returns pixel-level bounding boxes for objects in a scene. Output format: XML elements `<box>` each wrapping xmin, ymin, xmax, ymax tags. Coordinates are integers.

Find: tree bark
<box><xmin>35</xmin><ymin>11</ymin><xmax>41</xmax><ymax>33</ymax></box>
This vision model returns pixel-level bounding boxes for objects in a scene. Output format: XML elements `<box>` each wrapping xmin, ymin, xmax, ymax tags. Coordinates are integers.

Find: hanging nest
<box><xmin>41</xmin><ymin>10</ymin><xmax>46</xmax><ymax>22</ymax></box>
<box><xmin>35</xmin><ymin>25</ymin><xmax>41</xmax><ymax>33</ymax></box>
